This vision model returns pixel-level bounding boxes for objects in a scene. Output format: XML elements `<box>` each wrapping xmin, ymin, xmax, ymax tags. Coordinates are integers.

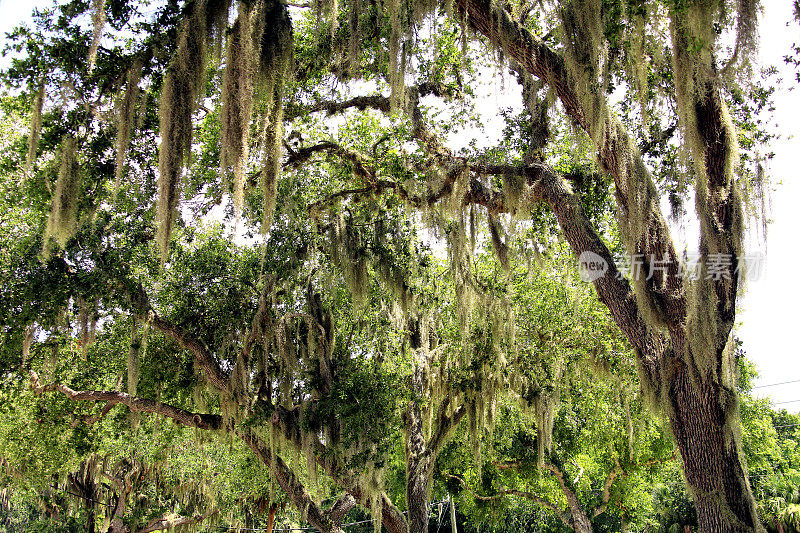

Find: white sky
<box><xmin>1</xmin><ymin>0</ymin><xmax>799</xmax><ymax>408</ymax></box>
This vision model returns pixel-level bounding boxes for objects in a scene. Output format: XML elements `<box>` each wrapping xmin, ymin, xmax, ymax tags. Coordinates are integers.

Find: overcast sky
<box><xmin>1</xmin><ymin>0</ymin><xmax>798</xmax><ymax>409</ymax></box>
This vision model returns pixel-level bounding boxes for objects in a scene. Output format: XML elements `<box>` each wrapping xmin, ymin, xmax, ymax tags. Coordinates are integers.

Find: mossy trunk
<box><xmin>405</xmin><ymin>425</ymin><xmax>431</xmax><ymax>533</ymax></box>
<box><xmin>666</xmin><ymin>359</ymin><xmax>762</xmax><ymax>533</ymax></box>
<box><xmin>405</xmin><ymin>363</ymin><xmax>432</xmax><ymax>533</ymax></box>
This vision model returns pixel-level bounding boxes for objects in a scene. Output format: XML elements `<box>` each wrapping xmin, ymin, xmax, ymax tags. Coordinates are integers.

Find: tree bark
<box><xmin>666</xmin><ymin>360</ymin><xmax>761</xmax><ymax>532</ymax></box>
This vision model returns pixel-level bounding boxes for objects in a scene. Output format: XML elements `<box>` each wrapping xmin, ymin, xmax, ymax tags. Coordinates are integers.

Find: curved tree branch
<box><xmin>29</xmin><ymin>371</ymin><xmax>223</xmax><ymax>431</ymax></box>
<box><xmin>138</xmin><ymin>510</ymin><xmax>218</xmax><ymax>533</ymax></box>
<box><xmin>123</xmin><ymin>282</ymin><xmax>229</xmax><ymax>392</ymax></box>
<box><xmin>441</xmin><ymin>471</ymin><xmax>573</xmax><ymax>529</ymax></box>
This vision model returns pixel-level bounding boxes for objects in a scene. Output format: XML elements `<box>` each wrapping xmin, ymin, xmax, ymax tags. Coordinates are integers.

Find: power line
<box><xmin>206</xmin><ymin>501</ymin><xmax>452</xmax><ymax>532</ymax></box>
<box><xmin>752</xmin><ymin>379</ymin><xmax>800</xmax><ymax>389</ymax></box>
<box><xmin>774</xmin><ymin>399</ymin><xmax>800</xmax><ymax>405</ymax></box>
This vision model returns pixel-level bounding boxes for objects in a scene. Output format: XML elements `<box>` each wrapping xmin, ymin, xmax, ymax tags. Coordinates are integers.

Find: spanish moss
<box><xmin>44</xmin><ymin>135</ymin><xmax>80</xmax><ymax>250</ymax></box>
<box><xmin>221</xmin><ymin>3</ymin><xmax>257</xmax><ymax>212</ymax></box>
<box><xmin>26</xmin><ymin>79</ymin><xmax>45</xmax><ymax>175</ymax></box>
<box><xmin>114</xmin><ymin>62</ymin><xmax>141</xmax><ymax>194</ymax></box>
<box><xmin>157</xmin><ymin>0</ymin><xmax>232</xmax><ymax>260</ymax></box>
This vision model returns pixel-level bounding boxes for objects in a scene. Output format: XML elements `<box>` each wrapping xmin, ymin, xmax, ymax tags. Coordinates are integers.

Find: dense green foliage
<box><xmin>0</xmin><ymin>0</ymin><xmax>795</xmax><ymax>532</ymax></box>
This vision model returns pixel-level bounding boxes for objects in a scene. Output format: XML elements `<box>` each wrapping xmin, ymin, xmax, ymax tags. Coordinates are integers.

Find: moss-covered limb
<box><xmin>454</xmin><ymin>0</ymin><xmax>686</xmax><ymax>329</ymax></box>
<box><xmin>285</xmin><ymin>95</ymin><xmax>391</xmax><ymax>118</ymax></box>
<box><xmin>487</xmin><ymin>213</ymin><xmax>510</xmax><ymax>269</ymax></box>
<box><xmin>670</xmin><ymin>10</ymin><xmax>744</xmax><ymax>369</ymax></box>
<box><xmin>455</xmin><ymin>0</ymin><xmax>586</xmax><ymax>128</ymax></box>
<box><xmin>29</xmin><ymin>371</ymin><xmax>224</xmax><ymax>430</ymax></box>
<box><xmin>527</xmin><ymin>165</ymin><xmax>666</xmax><ymax>375</ymax></box>
<box><xmin>284</xmin><ymin>81</ymin><xmax>457</xmax><ymax>119</ymax></box>
<box><xmin>237</xmin><ymin>427</ymin><xmax>345</xmax><ymax>533</ymax></box>
<box><xmin>427</xmin><ymin>397</ymin><xmax>466</xmax><ymax>456</ymax></box>
<box><xmin>406</xmin><ymin>87</ymin><xmax>454</xmax><ymax>166</ymax></box>
<box><xmin>430</xmin><ymin>159</ymin><xmax>661</xmax><ymax>364</ymax></box>
<box><xmin>137</xmin><ymin>509</ymin><xmax>218</xmax><ymax>533</ymax></box>
<box><xmin>325</xmin><ymin>494</ymin><xmax>356</xmax><ymax>526</ymax></box>
<box><xmin>107</xmin><ymin>473</ymin><xmax>128</xmax><ymax>533</ymax></box>
<box><xmin>308</xmin><ymin>179</ymin><xmax>419</xmax><ymax>212</ymax></box>
<box><xmin>258</xmin><ymin>400</ymin><xmax>408</xmax><ymax>533</ymax></box>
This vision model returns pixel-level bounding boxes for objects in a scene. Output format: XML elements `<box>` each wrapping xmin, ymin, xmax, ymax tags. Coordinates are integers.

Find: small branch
<box><xmin>638</xmin><ymin>122</ymin><xmax>678</xmax><ymax>156</ymax></box>
<box><xmin>592</xmin><ymin>458</ymin><xmax>622</xmax><ymax>518</ymax></box>
<box><xmin>30</xmin><ymin>371</ymin><xmax>223</xmax><ymax>431</ymax></box>
<box><xmin>590</xmin><ymin>453</ymin><xmax>676</xmax><ymax>518</ymax></box>
<box><xmin>308</xmin><ymin>179</ymin><xmax>418</xmax><ymax>213</ymax></box>
<box><xmin>285</xmin><ymin>82</ymin><xmax>458</xmax><ymax>120</ymax></box>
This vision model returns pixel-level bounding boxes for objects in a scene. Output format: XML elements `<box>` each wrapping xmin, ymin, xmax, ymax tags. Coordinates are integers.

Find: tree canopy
<box><xmin>0</xmin><ymin>0</ymin><xmax>791</xmax><ymax>532</ymax></box>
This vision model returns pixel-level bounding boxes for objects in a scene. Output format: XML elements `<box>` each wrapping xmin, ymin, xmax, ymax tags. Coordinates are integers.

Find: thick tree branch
<box><xmin>326</xmin><ymin>493</ymin><xmax>356</xmax><ymax>526</ymax></box>
<box><xmin>543</xmin><ymin>462</ymin><xmax>592</xmax><ymax>532</ymax></box>
<box><xmin>286</xmin><ymin>141</ymin><xmax>375</xmax><ymax>180</ymax></box>
<box><xmin>591</xmin><ymin>459</ymin><xmax>623</xmax><ymax>519</ymax></box>
<box><xmin>237</xmin><ymin>427</ymin><xmax>345</xmax><ymax>533</ymax></box>
<box><xmin>526</xmin><ymin>166</ymin><xmax>665</xmax><ymax>376</ymax></box>
<box><xmin>285</xmin><ymin>81</ymin><xmax>458</xmax><ymax>119</ymax></box>
<box><xmin>30</xmin><ymin>371</ymin><xmax>223</xmax><ymax>430</ymax></box>
<box><xmin>256</xmin><ymin>400</ymin><xmax>408</xmax><ymax>533</ymax></box>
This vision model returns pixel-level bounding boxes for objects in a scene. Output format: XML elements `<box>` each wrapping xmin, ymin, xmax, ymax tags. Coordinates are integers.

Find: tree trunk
<box><xmin>406</xmin><ymin>455</ymin><xmax>431</xmax><ymax>533</ymax></box>
<box><xmin>449</xmin><ymin>498</ymin><xmax>458</xmax><ymax>533</ymax></box>
<box><xmin>667</xmin><ymin>362</ymin><xmax>762</xmax><ymax>532</ymax></box>
<box><xmin>567</xmin><ymin>495</ymin><xmax>593</xmax><ymax>533</ymax></box>
<box><xmin>405</xmin><ymin>392</ymin><xmax>432</xmax><ymax>533</ymax></box>
<box><xmin>85</xmin><ymin>500</ymin><xmax>96</xmax><ymax>533</ymax></box>
<box><xmin>266</xmin><ymin>503</ymin><xmax>277</xmax><ymax>533</ymax></box>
